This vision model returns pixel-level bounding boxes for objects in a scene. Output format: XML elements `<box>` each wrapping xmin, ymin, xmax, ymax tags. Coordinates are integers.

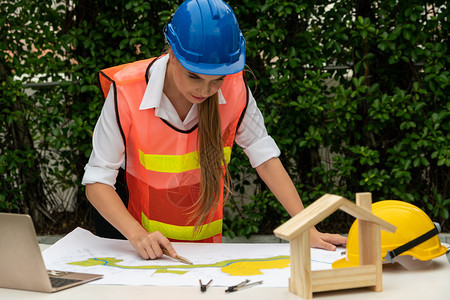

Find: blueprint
<box><xmin>42</xmin><ymin>227</ymin><xmax>345</xmax><ymax>287</ymax></box>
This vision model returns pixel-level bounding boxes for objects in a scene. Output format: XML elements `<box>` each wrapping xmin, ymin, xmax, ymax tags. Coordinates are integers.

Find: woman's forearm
<box><xmin>85</xmin><ymin>182</ymin><xmax>147</xmax><ymax>240</ymax></box>
<box><xmin>255</xmin><ymin>157</ymin><xmax>304</xmax><ymax>217</ymax></box>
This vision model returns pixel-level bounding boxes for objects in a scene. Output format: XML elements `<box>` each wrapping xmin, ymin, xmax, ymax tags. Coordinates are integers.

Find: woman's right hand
<box><xmin>85</xmin><ymin>183</ymin><xmax>178</xmax><ymax>261</ymax></box>
<box><xmin>128</xmin><ymin>230</ymin><xmax>178</xmax><ymax>260</ymax></box>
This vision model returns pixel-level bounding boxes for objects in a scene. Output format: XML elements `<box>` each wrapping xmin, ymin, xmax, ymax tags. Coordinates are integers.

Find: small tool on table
<box><xmin>199</xmin><ymin>279</ymin><xmax>213</xmax><ymax>292</ymax></box>
<box><xmin>162</xmin><ymin>249</ymin><xmax>193</xmax><ymax>265</ymax></box>
<box><xmin>225</xmin><ymin>279</ymin><xmax>263</xmax><ymax>293</ymax></box>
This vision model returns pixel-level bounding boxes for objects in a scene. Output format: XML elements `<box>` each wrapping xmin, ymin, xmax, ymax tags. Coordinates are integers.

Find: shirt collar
<box><xmin>139</xmin><ymin>54</ymin><xmax>227</xmax><ymax>111</ymax></box>
<box><xmin>139</xmin><ymin>55</ymin><xmax>168</xmax><ymax>110</ymax></box>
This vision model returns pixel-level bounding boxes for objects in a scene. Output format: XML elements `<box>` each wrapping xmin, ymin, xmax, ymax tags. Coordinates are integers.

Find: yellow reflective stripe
<box><xmin>139</xmin><ymin>146</ymin><xmax>231</xmax><ymax>173</ymax></box>
<box><xmin>141</xmin><ymin>213</ymin><xmax>222</xmax><ymax>241</ymax></box>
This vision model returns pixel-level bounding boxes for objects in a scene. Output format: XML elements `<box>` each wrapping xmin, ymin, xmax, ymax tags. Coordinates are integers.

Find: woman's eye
<box><xmin>212</xmin><ymin>79</ymin><xmax>225</xmax><ymax>85</ymax></box>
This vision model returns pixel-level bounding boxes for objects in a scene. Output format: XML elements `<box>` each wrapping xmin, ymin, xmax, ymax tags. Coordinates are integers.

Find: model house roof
<box><xmin>274</xmin><ymin>194</ymin><xmax>396</xmax><ymax>241</ymax></box>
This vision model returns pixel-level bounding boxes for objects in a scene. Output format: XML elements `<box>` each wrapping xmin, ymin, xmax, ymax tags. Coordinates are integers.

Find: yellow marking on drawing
<box><xmin>221</xmin><ymin>259</ymin><xmax>290</xmax><ymax>276</ymax></box>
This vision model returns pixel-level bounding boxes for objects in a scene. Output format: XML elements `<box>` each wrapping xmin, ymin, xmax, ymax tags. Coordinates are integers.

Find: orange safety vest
<box><xmin>97</xmin><ymin>56</ymin><xmax>248</xmax><ymax>243</ymax></box>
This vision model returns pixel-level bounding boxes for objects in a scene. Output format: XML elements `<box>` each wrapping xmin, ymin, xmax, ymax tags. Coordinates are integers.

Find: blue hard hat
<box><xmin>164</xmin><ymin>0</ymin><xmax>246</xmax><ymax>75</ymax></box>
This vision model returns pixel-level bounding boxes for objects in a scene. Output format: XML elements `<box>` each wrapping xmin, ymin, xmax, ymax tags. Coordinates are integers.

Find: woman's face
<box><xmin>169</xmin><ymin>51</ymin><xmax>226</xmax><ymax>104</ymax></box>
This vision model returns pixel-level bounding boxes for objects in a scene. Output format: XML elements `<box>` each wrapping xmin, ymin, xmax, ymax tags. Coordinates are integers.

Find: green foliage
<box><xmin>223</xmin><ymin>0</ymin><xmax>449</xmax><ymax>236</ymax></box>
<box><xmin>224</xmin><ymin>190</ymin><xmax>289</xmax><ymax>239</ymax></box>
<box><xmin>0</xmin><ymin>1</ymin><xmax>68</xmax><ymax>224</ymax></box>
<box><xmin>1</xmin><ymin>0</ymin><xmax>448</xmax><ymax>234</ymax></box>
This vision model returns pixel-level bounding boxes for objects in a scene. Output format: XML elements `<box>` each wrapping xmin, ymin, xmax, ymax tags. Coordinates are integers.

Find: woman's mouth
<box><xmin>191</xmin><ymin>95</ymin><xmax>207</xmax><ymax>102</ymax></box>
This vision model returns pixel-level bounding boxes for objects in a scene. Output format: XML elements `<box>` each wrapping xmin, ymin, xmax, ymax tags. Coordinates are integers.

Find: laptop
<box><xmin>0</xmin><ymin>212</ymin><xmax>103</xmax><ymax>293</ymax></box>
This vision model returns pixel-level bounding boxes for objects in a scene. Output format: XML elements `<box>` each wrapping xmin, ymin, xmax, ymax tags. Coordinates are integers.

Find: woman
<box><xmin>82</xmin><ymin>0</ymin><xmax>346</xmax><ymax>260</ymax></box>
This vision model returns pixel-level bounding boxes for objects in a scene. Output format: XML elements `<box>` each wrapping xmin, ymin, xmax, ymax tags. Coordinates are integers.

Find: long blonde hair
<box><xmin>189</xmin><ymin>93</ymin><xmax>232</xmax><ymax>232</ymax></box>
<box><xmin>163</xmin><ymin>46</ymin><xmax>233</xmax><ymax>233</ymax></box>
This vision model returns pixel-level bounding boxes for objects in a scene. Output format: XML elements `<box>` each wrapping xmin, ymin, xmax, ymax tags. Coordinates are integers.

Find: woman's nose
<box><xmin>198</xmin><ymin>84</ymin><xmax>211</xmax><ymax>97</ymax></box>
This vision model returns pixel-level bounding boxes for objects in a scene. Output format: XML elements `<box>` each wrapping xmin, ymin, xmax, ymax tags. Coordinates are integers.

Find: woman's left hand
<box><xmin>310</xmin><ymin>227</ymin><xmax>347</xmax><ymax>251</ymax></box>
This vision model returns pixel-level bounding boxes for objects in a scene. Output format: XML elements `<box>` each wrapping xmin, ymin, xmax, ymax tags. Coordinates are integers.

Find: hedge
<box><xmin>1</xmin><ymin>0</ymin><xmax>448</xmax><ymax>235</ymax></box>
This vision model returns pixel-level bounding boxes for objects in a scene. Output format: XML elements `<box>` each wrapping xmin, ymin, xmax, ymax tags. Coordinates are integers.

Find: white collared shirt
<box><xmin>82</xmin><ymin>55</ymin><xmax>280</xmax><ymax>187</ymax></box>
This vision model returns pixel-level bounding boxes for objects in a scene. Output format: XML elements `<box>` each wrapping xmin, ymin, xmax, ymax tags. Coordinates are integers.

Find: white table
<box><xmin>1</xmin><ymin>244</ymin><xmax>449</xmax><ymax>300</ymax></box>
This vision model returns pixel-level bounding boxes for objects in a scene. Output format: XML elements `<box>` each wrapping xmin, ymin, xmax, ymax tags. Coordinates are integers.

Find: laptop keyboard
<box><xmin>47</xmin><ymin>270</ymin><xmax>82</xmax><ymax>288</ymax></box>
<box><xmin>49</xmin><ymin>276</ymin><xmax>82</xmax><ymax>288</ymax></box>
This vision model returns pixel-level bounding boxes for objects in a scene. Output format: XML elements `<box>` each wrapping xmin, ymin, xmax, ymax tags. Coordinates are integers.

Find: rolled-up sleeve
<box><xmin>82</xmin><ymin>165</ymin><xmax>119</xmax><ymax>187</ymax></box>
<box><xmin>242</xmin><ymin>136</ymin><xmax>281</xmax><ymax>168</ymax></box>
<box><xmin>234</xmin><ymin>88</ymin><xmax>281</xmax><ymax>168</ymax></box>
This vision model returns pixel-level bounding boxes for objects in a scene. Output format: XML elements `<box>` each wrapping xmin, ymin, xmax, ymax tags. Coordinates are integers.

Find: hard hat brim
<box><xmin>174</xmin><ymin>48</ymin><xmax>246</xmax><ymax>76</ymax></box>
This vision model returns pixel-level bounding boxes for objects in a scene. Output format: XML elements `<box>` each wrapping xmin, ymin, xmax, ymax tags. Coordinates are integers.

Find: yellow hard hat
<box><xmin>332</xmin><ymin>200</ymin><xmax>447</xmax><ymax>269</ymax></box>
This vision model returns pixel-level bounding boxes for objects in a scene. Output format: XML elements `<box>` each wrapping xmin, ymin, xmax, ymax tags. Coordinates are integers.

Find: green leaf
<box><xmin>361</xmin><ymin>30</ymin><xmax>367</xmax><ymax>39</ymax></box>
<box><xmin>403</xmin><ymin>30</ymin><xmax>411</xmax><ymax>41</ymax></box>
<box><xmin>378</xmin><ymin>42</ymin><xmax>387</xmax><ymax>51</ymax></box>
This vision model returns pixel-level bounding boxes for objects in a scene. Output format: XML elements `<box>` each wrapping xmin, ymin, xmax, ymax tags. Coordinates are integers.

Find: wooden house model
<box><xmin>273</xmin><ymin>193</ymin><xmax>396</xmax><ymax>299</ymax></box>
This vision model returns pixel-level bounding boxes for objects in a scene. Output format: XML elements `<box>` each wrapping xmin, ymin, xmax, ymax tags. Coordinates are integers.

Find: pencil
<box><xmin>162</xmin><ymin>249</ymin><xmax>193</xmax><ymax>265</ymax></box>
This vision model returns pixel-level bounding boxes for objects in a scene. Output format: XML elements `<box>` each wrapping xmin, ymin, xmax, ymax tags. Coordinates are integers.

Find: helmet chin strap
<box><xmin>384</xmin><ymin>222</ymin><xmax>441</xmax><ymax>263</ymax></box>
